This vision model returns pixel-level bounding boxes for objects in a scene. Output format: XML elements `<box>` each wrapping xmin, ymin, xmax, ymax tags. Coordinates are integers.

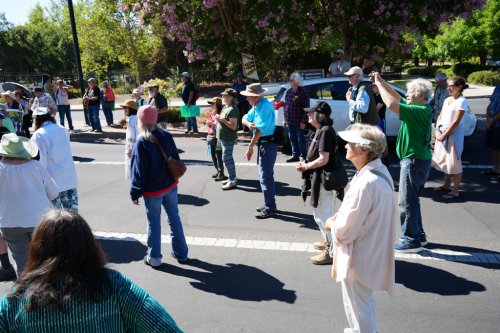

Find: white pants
<box><xmin>312</xmin><ymin>186</ymin><xmax>334</xmax><ymax>242</ymax></box>
<box><xmin>341</xmin><ymin>280</ymin><xmax>377</xmax><ymax>333</ymax></box>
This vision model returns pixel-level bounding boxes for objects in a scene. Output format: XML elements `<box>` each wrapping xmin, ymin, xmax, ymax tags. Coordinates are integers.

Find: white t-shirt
<box><xmin>0</xmin><ymin>159</ymin><xmax>58</xmax><ymax>228</ymax></box>
<box><xmin>31</xmin><ymin>121</ymin><xmax>78</xmax><ymax>192</ymax></box>
<box><xmin>54</xmin><ymin>87</ymin><xmax>70</xmax><ymax>106</ymax></box>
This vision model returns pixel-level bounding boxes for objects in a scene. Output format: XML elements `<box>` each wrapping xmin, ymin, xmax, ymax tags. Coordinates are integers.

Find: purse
<box><xmin>152</xmin><ymin>135</ymin><xmax>186</xmax><ymax>179</ymax></box>
<box><xmin>321</xmin><ymin>151</ymin><xmax>348</xmax><ymax>192</ymax></box>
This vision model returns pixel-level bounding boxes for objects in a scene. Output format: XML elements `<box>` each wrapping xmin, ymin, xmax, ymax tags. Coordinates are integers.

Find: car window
<box><xmin>303</xmin><ymin>84</ymin><xmax>320</xmax><ymax>99</ymax></box>
<box><xmin>320</xmin><ymin>81</ymin><xmax>350</xmax><ymax>100</ymax></box>
<box><xmin>273</xmin><ymin>87</ymin><xmax>286</xmax><ymax>102</ymax></box>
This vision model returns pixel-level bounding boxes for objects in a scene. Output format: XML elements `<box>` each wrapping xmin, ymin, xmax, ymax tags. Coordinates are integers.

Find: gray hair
<box><xmin>289</xmin><ymin>72</ymin><xmax>303</xmax><ymax>86</ymax></box>
<box><xmin>102</xmin><ymin>80</ymin><xmax>109</xmax><ymax>88</ymax></box>
<box><xmin>346</xmin><ymin>123</ymin><xmax>387</xmax><ymax>162</ymax></box>
<box><xmin>138</xmin><ymin>121</ymin><xmax>158</xmax><ymax>142</ymax></box>
<box><xmin>406</xmin><ymin>78</ymin><xmax>433</xmax><ymax>100</ymax></box>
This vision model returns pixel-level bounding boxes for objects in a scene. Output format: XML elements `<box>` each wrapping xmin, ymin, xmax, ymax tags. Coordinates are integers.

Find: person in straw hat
<box><xmin>241</xmin><ymin>83</ymin><xmax>277</xmax><ymax>219</ymax></box>
<box><xmin>0</xmin><ymin>133</ymin><xmax>58</xmax><ymax>276</ymax></box>
<box><xmin>120</xmin><ymin>99</ymin><xmax>139</xmax><ymax>179</ymax></box>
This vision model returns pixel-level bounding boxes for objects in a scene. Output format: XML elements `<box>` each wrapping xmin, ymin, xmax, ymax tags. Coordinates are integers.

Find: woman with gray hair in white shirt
<box><xmin>326</xmin><ymin>123</ymin><xmax>397</xmax><ymax>333</ymax></box>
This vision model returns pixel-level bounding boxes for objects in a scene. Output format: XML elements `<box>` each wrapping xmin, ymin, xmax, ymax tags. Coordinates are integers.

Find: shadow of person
<box><xmin>157</xmin><ymin>259</ymin><xmax>296</xmax><ymax>303</ymax></box>
<box><xmin>395</xmin><ymin>260</ymin><xmax>486</xmax><ymax>295</ymax></box>
<box><xmin>98</xmin><ymin>238</ymin><xmax>147</xmax><ymax>264</ymax></box>
<box><xmin>272</xmin><ymin>211</ymin><xmax>319</xmax><ymax>230</ymax></box>
<box><xmin>178</xmin><ymin>194</ymin><xmax>209</xmax><ymax>207</ymax></box>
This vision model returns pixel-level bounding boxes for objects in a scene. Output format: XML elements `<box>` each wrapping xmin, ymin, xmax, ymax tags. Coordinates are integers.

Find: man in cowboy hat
<box><xmin>147</xmin><ymin>84</ymin><xmax>168</xmax><ymax>129</ymax></box>
<box><xmin>241</xmin><ymin>83</ymin><xmax>277</xmax><ymax>219</ymax></box>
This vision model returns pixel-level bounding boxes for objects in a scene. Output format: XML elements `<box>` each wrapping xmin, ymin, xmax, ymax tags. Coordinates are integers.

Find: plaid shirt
<box><xmin>31</xmin><ymin>93</ymin><xmax>58</xmax><ymax>114</ymax></box>
<box><xmin>285</xmin><ymin>86</ymin><xmax>309</xmax><ymax>126</ymax></box>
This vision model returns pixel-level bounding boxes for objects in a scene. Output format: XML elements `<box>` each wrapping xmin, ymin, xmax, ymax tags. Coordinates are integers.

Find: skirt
<box><xmin>432</xmin><ymin>135</ymin><xmax>462</xmax><ymax>174</ymax></box>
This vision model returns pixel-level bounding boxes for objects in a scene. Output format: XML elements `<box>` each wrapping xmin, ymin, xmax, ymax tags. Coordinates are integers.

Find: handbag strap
<box><xmin>149</xmin><ymin>134</ymin><xmax>169</xmax><ymax>163</ymax></box>
<box><xmin>369</xmin><ymin>169</ymin><xmax>393</xmax><ymax>190</ymax></box>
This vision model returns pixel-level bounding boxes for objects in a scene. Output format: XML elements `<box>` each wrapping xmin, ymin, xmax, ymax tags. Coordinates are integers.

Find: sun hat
<box><xmin>1</xmin><ymin>91</ymin><xmax>16</xmax><ymax>100</ymax></box>
<box><xmin>137</xmin><ymin>105</ymin><xmax>158</xmax><ymax>125</ymax></box>
<box><xmin>119</xmin><ymin>99</ymin><xmax>137</xmax><ymax>110</ymax></box>
<box><xmin>180</xmin><ymin>72</ymin><xmax>191</xmax><ymax>78</ymax></box>
<box><xmin>0</xmin><ymin>133</ymin><xmax>38</xmax><ymax>159</ymax></box>
<box><xmin>32</xmin><ymin>107</ymin><xmax>50</xmax><ymax>116</ymax></box>
<box><xmin>132</xmin><ymin>88</ymin><xmax>142</xmax><ymax>95</ymax></box>
<box><xmin>239</xmin><ymin>83</ymin><xmax>267</xmax><ymax>97</ymax></box>
<box><xmin>338</xmin><ymin>129</ymin><xmax>374</xmax><ymax>146</ymax></box>
<box><xmin>208</xmin><ymin>97</ymin><xmax>222</xmax><ymax>105</ymax></box>
<box><xmin>344</xmin><ymin>66</ymin><xmax>363</xmax><ymax>76</ymax></box>
<box><xmin>336</xmin><ymin>48</ymin><xmax>344</xmax><ymax>55</ymax></box>
<box><xmin>221</xmin><ymin>88</ymin><xmax>238</xmax><ymax>97</ymax></box>
<box><xmin>304</xmin><ymin>101</ymin><xmax>332</xmax><ymax>117</ymax></box>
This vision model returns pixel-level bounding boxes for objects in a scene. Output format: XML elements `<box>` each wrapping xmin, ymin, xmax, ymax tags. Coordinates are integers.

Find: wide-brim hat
<box><xmin>240</xmin><ymin>83</ymin><xmax>267</xmax><ymax>97</ymax></box>
<box><xmin>0</xmin><ymin>133</ymin><xmax>38</xmax><ymax>159</ymax></box>
<box><xmin>208</xmin><ymin>97</ymin><xmax>222</xmax><ymax>105</ymax></box>
<box><xmin>344</xmin><ymin>66</ymin><xmax>363</xmax><ymax>76</ymax></box>
<box><xmin>132</xmin><ymin>88</ymin><xmax>142</xmax><ymax>95</ymax></box>
<box><xmin>1</xmin><ymin>91</ymin><xmax>16</xmax><ymax>100</ymax></box>
<box><xmin>33</xmin><ymin>107</ymin><xmax>50</xmax><ymax>116</ymax></box>
<box><xmin>338</xmin><ymin>129</ymin><xmax>373</xmax><ymax>145</ymax></box>
<box><xmin>119</xmin><ymin>99</ymin><xmax>137</xmax><ymax>110</ymax></box>
<box><xmin>304</xmin><ymin>101</ymin><xmax>331</xmax><ymax>117</ymax></box>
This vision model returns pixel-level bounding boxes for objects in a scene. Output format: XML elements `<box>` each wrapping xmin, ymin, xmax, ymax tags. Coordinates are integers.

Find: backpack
<box><xmin>104</xmin><ymin>87</ymin><xmax>115</xmax><ymax>102</ymax></box>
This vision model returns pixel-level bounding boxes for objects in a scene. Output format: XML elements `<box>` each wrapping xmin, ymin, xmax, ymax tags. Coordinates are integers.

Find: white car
<box><xmin>265</xmin><ymin>77</ymin><xmax>477</xmax><ymax>138</ymax></box>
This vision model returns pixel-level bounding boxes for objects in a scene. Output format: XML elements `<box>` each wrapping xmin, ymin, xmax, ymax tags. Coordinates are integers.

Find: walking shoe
<box><xmin>212</xmin><ymin>172</ymin><xmax>219</xmax><ymax>178</ymax></box>
<box><xmin>95</xmin><ymin>130</ymin><xmax>103</xmax><ymax>133</ymax></box>
<box><xmin>184</xmin><ymin>129</ymin><xmax>190</xmax><ymax>134</ymax></box>
<box><xmin>310</xmin><ymin>249</ymin><xmax>333</xmax><ymax>265</ymax></box>
<box><xmin>222</xmin><ymin>179</ymin><xmax>230</xmax><ymax>185</ymax></box>
<box><xmin>256</xmin><ymin>205</ymin><xmax>266</xmax><ymax>212</ymax></box>
<box><xmin>394</xmin><ymin>240</ymin><xmax>423</xmax><ymax>253</ymax></box>
<box><xmin>0</xmin><ymin>266</ymin><xmax>16</xmax><ymax>282</ymax></box>
<box><xmin>221</xmin><ymin>181</ymin><xmax>237</xmax><ymax>190</ymax></box>
<box><xmin>171</xmin><ymin>253</ymin><xmax>189</xmax><ymax>264</ymax></box>
<box><xmin>144</xmin><ymin>256</ymin><xmax>162</xmax><ymax>268</ymax></box>
<box><xmin>313</xmin><ymin>239</ymin><xmax>328</xmax><ymax>251</ymax></box>
<box><xmin>286</xmin><ymin>156</ymin><xmax>300</xmax><ymax>163</ymax></box>
<box><xmin>214</xmin><ymin>173</ymin><xmax>228</xmax><ymax>181</ymax></box>
<box><xmin>255</xmin><ymin>208</ymin><xmax>277</xmax><ymax>219</ymax></box>
<box><xmin>399</xmin><ymin>235</ymin><xmax>428</xmax><ymax>247</ymax></box>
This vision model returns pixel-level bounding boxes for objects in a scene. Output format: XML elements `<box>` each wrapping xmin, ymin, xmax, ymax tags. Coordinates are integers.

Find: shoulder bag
<box><xmin>151</xmin><ymin>135</ymin><xmax>186</xmax><ymax>179</ymax></box>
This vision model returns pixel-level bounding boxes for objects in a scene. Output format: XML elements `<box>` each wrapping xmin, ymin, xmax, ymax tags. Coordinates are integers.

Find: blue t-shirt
<box><xmin>489</xmin><ymin>85</ymin><xmax>500</xmax><ymax>128</ymax></box>
<box><xmin>246</xmin><ymin>98</ymin><xmax>275</xmax><ymax>137</ymax></box>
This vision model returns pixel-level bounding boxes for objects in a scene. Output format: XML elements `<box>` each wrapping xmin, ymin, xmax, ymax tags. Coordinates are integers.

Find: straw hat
<box><xmin>239</xmin><ymin>83</ymin><xmax>267</xmax><ymax>97</ymax></box>
<box><xmin>0</xmin><ymin>133</ymin><xmax>38</xmax><ymax>159</ymax></box>
<box><xmin>0</xmin><ymin>91</ymin><xmax>16</xmax><ymax>100</ymax></box>
<box><xmin>119</xmin><ymin>99</ymin><xmax>138</xmax><ymax>110</ymax></box>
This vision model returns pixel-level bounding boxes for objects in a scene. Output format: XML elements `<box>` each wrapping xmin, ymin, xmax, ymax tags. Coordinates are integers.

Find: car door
<box><xmin>307</xmin><ymin>81</ymin><xmax>351</xmax><ymax>132</ymax></box>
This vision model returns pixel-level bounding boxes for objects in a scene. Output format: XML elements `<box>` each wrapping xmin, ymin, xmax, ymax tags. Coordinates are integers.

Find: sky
<box><xmin>2</xmin><ymin>0</ymin><xmax>52</xmax><ymax>26</ymax></box>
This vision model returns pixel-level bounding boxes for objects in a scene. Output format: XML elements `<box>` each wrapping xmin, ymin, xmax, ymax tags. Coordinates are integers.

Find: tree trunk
<box><xmin>125</xmin><ymin>18</ymin><xmax>143</xmax><ymax>82</ymax></box>
<box><xmin>413</xmin><ymin>57</ymin><xmax>420</xmax><ymax>66</ymax></box>
<box><xmin>427</xmin><ymin>59</ymin><xmax>433</xmax><ymax>67</ymax></box>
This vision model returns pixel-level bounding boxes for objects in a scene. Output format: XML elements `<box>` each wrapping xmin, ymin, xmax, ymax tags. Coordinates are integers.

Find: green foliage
<box><xmin>467</xmin><ymin>70</ymin><xmax>500</xmax><ymax>85</ymax></box>
<box><xmin>405</xmin><ymin>66</ymin><xmax>443</xmax><ymax>77</ymax></box>
<box><xmin>167</xmin><ymin>108</ymin><xmax>183</xmax><ymax>124</ymax></box>
<box><xmin>451</xmin><ymin>62</ymin><xmax>493</xmax><ymax>78</ymax></box>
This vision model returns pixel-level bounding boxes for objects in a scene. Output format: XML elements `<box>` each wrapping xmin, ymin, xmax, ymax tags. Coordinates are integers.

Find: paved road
<box><xmin>1</xmin><ymin>107</ymin><xmax>499</xmax><ymax>332</ymax></box>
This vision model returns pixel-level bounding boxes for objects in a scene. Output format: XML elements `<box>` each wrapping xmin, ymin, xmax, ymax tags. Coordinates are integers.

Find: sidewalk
<box><xmin>462</xmin><ymin>84</ymin><xmax>495</xmax><ymax>99</ymax></box>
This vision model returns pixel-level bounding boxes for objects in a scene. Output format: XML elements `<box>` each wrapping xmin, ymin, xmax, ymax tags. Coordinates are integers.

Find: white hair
<box><xmin>406</xmin><ymin>78</ymin><xmax>433</xmax><ymax>100</ymax></box>
<box><xmin>347</xmin><ymin>123</ymin><xmax>387</xmax><ymax>161</ymax></box>
<box><xmin>289</xmin><ymin>72</ymin><xmax>303</xmax><ymax>86</ymax></box>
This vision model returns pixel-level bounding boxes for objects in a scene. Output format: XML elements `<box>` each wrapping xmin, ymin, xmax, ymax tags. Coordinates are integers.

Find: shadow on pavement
<box><xmin>423</xmin><ymin>242</ymin><xmax>500</xmax><ymax>269</ymax></box>
<box><xmin>178</xmin><ymin>194</ymin><xmax>209</xmax><ymax>207</ymax></box>
<box><xmin>98</xmin><ymin>239</ymin><xmax>146</xmax><ymax>264</ymax></box>
<box><xmin>156</xmin><ymin>258</ymin><xmax>297</xmax><ymax>303</ymax></box>
<box><xmin>273</xmin><ymin>211</ymin><xmax>318</xmax><ymax>231</ymax></box>
<box><xmin>395</xmin><ymin>260</ymin><xmax>486</xmax><ymax>295</ymax></box>
<box><xmin>237</xmin><ymin>179</ymin><xmax>301</xmax><ymax>197</ymax></box>
<box><xmin>73</xmin><ymin>156</ymin><xmax>95</xmax><ymax>163</ymax></box>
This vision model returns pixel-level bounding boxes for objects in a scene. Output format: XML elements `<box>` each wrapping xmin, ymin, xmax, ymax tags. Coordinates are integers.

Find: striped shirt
<box><xmin>0</xmin><ymin>269</ymin><xmax>183</xmax><ymax>333</ymax></box>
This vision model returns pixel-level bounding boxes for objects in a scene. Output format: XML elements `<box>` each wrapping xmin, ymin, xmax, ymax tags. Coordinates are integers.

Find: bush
<box><xmin>451</xmin><ymin>62</ymin><xmax>493</xmax><ymax>79</ymax></box>
<box><xmin>167</xmin><ymin>107</ymin><xmax>183</xmax><ymax>124</ymax></box>
<box><xmin>405</xmin><ymin>66</ymin><xmax>439</xmax><ymax>77</ymax></box>
<box><xmin>467</xmin><ymin>71</ymin><xmax>500</xmax><ymax>86</ymax></box>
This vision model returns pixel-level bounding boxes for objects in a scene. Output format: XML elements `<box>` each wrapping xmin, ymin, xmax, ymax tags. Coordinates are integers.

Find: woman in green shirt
<box><xmin>0</xmin><ymin>209</ymin><xmax>183</xmax><ymax>333</ymax></box>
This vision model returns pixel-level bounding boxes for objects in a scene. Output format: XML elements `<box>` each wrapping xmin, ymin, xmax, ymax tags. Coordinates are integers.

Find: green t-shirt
<box><xmin>216</xmin><ymin>105</ymin><xmax>239</xmax><ymax>141</ymax></box>
<box><xmin>396</xmin><ymin>98</ymin><xmax>433</xmax><ymax>160</ymax></box>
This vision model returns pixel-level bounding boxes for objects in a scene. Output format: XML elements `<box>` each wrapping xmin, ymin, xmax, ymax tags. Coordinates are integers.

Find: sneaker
<box><xmin>399</xmin><ymin>235</ymin><xmax>428</xmax><ymax>247</ymax></box>
<box><xmin>222</xmin><ymin>179</ymin><xmax>230</xmax><ymax>185</ymax></box>
<box><xmin>0</xmin><ymin>266</ymin><xmax>16</xmax><ymax>282</ymax></box>
<box><xmin>255</xmin><ymin>208</ymin><xmax>277</xmax><ymax>219</ymax></box>
<box><xmin>313</xmin><ymin>239</ymin><xmax>328</xmax><ymax>251</ymax></box>
<box><xmin>394</xmin><ymin>240</ymin><xmax>423</xmax><ymax>253</ymax></box>
<box><xmin>184</xmin><ymin>129</ymin><xmax>191</xmax><ymax>134</ymax></box>
<box><xmin>95</xmin><ymin>130</ymin><xmax>103</xmax><ymax>133</ymax></box>
<box><xmin>215</xmin><ymin>174</ymin><xmax>228</xmax><ymax>182</ymax></box>
<box><xmin>310</xmin><ymin>249</ymin><xmax>333</xmax><ymax>265</ymax></box>
<box><xmin>171</xmin><ymin>253</ymin><xmax>189</xmax><ymax>264</ymax></box>
<box><xmin>286</xmin><ymin>156</ymin><xmax>300</xmax><ymax>163</ymax></box>
<box><xmin>212</xmin><ymin>172</ymin><xmax>219</xmax><ymax>178</ymax></box>
<box><xmin>144</xmin><ymin>255</ymin><xmax>162</xmax><ymax>268</ymax></box>
<box><xmin>256</xmin><ymin>205</ymin><xmax>266</xmax><ymax>212</ymax></box>
<box><xmin>221</xmin><ymin>181</ymin><xmax>237</xmax><ymax>190</ymax></box>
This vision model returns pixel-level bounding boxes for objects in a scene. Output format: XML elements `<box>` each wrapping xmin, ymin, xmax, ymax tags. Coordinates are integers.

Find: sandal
<box><xmin>433</xmin><ymin>186</ymin><xmax>451</xmax><ymax>191</ymax></box>
<box><xmin>443</xmin><ymin>192</ymin><xmax>459</xmax><ymax>199</ymax></box>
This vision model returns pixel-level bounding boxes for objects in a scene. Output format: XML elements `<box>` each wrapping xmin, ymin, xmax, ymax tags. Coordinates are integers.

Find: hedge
<box><xmin>467</xmin><ymin>71</ymin><xmax>500</xmax><ymax>86</ymax></box>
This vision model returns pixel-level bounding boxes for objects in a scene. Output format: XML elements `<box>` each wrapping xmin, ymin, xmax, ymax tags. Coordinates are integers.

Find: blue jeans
<box><xmin>258</xmin><ymin>142</ymin><xmax>277</xmax><ymax>211</ymax></box>
<box><xmin>102</xmin><ymin>103</ymin><xmax>114</xmax><ymax>125</ymax></box>
<box><xmin>57</xmin><ymin>105</ymin><xmax>73</xmax><ymax>130</ymax></box>
<box><xmin>399</xmin><ymin>158</ymin><xmax>431</xmax><ymax>245</ymax></box>
<box><xmin>186</xmin><ymin>117</ymin><xmax>198</xmax><ymax>132</ymax></box>
<box><xmin>287</xmin><ymin>125</ymin><xmax>307</xmax><ymax>158</ymax></box>
<box><xmin>87</xmin><ymin>104</ymin><xmax>102</xmax><ymax>131</ymax></box>
<box><xmin>220</xmin><ymin>139</ymin><xmax>237</xmax><ymax>182</ymax></box>
<box><xmin>143</xmin><ymin>187</ymin><xmax>188</xmax><ymax>261</ymax></box>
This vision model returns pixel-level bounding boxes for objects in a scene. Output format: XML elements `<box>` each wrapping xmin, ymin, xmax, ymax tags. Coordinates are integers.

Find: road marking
<box><xmin>93</xmin><ymin>231</ymin><xmax>499</xmax><ymax>265</ymax></box>
<box><xmin>76</xmin><ymin>161</ymin><xmax>494</xmax><ymax>169</ymax></box>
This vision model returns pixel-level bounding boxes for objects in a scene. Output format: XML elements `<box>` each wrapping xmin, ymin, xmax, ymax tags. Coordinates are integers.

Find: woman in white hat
<box><xmin>31</xmin><ymin>107</ymin><xmax>79</xmax><ymax>212</ymax></box>
<box><xmin>0</xmin><ymin>133</ymin><xmax>58</xmax><ymax>275</ymax></box>
<box><xmin>132</xmin><ymin>88</ymin><xmax>147</xmax><ymax>109</ymax></box>
<box><xmin>325</xmin><ymin>123</ymin><xmax>397</xmax><ymax>333</ymax></box>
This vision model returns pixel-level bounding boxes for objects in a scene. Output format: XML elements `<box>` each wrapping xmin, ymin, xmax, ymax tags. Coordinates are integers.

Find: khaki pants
<box><xmin>0</xmin><ymin>227</ymin><xmax>34</xmax><ymax>275</ymax></box>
